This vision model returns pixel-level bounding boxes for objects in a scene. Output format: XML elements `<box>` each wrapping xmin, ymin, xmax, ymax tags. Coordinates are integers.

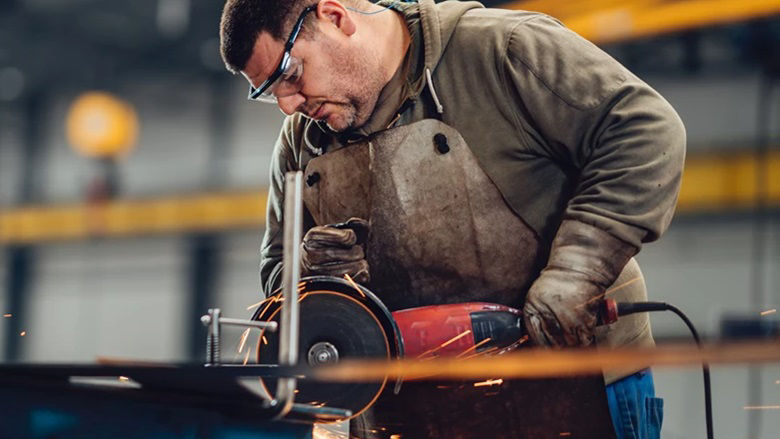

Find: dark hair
<box><xmin>220</xmin><ymin>0</ymin><xmax>318</xmax><ymax>74</ymax></box>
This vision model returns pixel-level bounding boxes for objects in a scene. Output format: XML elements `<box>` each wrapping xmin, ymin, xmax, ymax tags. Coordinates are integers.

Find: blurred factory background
<box><xmin>1</xmin><ymin>0</ymin><xmax>779</xmax><ymax>437</ymax></box>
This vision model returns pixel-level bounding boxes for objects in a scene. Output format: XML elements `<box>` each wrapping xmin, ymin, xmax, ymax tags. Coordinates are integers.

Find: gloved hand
<box><xmin>301</xmin><ymin>217</ymin><xmax>370</xmax><ymax>284</ymax></box>
<box><xmin>523</xmin><ymin>219</ymin><xmax>637</xmax><ymax>347</ymax></box>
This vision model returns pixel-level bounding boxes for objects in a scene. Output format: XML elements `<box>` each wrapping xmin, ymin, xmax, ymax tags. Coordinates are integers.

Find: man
<box><xmin>220</xmin><ymin>0</ymin><xmax>685</xmax><ymax>437</ymax></box>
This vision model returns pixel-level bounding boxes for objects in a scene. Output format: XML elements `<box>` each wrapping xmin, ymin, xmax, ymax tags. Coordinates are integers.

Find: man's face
<box><xmin>242</xmin><ymin>25</ymin><xmax>384</xmax><ymax>132</ymax></box>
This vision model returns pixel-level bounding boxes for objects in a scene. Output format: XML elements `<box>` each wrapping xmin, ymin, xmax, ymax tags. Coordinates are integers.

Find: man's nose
<box><xmin>277</xmin><ymin>93</ymin><xmax>305</xmax><ymax>116</ymax></box>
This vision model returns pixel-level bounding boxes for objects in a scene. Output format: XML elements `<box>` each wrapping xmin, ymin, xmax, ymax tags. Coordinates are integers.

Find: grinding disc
<box><xmin>253</xmin><ymin>276</ymin><xmax>400</xmax><ymax>420</ymax></box>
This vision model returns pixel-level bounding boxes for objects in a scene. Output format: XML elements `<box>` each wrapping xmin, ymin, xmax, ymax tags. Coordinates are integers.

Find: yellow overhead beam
<box><xmin>505</xmin><ymin>0</ymin><xmax>658</xmax><ymax>20</ymax></box>
<box><xmin>0</xmin><ymin>150</ymin><xmax>779</xmax><ymax>244</ymax></box>
<box><xmin>676</xmin><ymin>150</ymin><xmax>780</xmax><ymax>213</ymax></box>
<box><xmin>0</xmin><ymin>191</ymin><xmax>266</xmax><ymax>245</ymax></box>
<box><xmin>503</xmin><ymin>0</ymin><xmax>780</xmax><ymax>44</ymax></box>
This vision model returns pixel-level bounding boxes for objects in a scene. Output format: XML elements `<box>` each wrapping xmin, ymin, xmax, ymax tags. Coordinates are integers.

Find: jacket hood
<box><xmin>408</xmin><ymin>0</ymin><xmax>484</xmax><ymax>98</ymax></box>
<box><xmin>413</xmin><ymin>1</ymin><xmax>483</xmax><ymax>82</ymax></box>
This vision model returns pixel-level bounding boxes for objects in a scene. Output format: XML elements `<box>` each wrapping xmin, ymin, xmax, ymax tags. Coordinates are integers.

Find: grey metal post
<box><xmin>272</xmin><ymin>171</ymin><xmax>304</xmax><ymax>418</ymax></box>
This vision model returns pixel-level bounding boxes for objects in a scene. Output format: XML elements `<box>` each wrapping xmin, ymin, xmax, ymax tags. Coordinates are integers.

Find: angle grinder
<box><xmin>251</xmin><ymin>275</ymin><xmax>619</xmax><ymax>420</ymax></box>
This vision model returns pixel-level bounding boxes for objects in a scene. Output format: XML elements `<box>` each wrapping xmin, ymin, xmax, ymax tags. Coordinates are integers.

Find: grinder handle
<box><xmin>331</xmin><ymin>218</ymin><xmax>370</xmax><ymax>245</ymax></box>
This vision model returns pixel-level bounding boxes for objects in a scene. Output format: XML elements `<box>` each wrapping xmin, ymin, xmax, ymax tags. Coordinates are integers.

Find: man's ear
<box><xmin>316</xmin><ymin>0</ymin><xmax>357</xmax><ymax>36</ymax></box>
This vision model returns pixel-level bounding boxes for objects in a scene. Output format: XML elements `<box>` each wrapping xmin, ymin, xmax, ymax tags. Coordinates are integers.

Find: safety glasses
<box><xmin>247</xmin><ymin>4</ymin><xmax>317</xmax><ymax>103</ymax></box>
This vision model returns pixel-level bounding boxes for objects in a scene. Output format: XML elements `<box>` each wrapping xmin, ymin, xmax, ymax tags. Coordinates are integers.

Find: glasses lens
<box><xmin>248</xmin><ymin>81</ymin><xmax>277</xmax><ymax>102</ymax></box>
<box><xmin>281</xmin><ymin>56</ymin><xmax>303</xmax><ymax>83</ymax></box>
<box><xmin>255</xmin><ymin>93</ymin><xmax>279</xmax><ymax>104</ymax></box>
<box><xmin>249</xmin><ymin>56</ymin><xmax>303</xmax><ymax>104</ymax></box>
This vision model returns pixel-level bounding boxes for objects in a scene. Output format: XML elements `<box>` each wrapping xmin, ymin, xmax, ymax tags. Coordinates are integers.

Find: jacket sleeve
<box><xmin>259</xmin><ymin>118</ymin><xmax>296</xmax><ymax>297</ymax></box>
<box><xmin>503</xmin><ymin>15</ymin><xmax>686</xmax><ymax>248</ymax></box>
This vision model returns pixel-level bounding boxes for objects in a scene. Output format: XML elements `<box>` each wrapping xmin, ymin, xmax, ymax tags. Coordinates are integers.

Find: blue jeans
<box><xmin>606</xmin><ymin>369</ymin><xmax>664</xmax><ymax>439</ymax></box>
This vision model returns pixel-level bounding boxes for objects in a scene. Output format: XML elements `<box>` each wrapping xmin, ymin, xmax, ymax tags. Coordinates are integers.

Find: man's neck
<box><xmin>365</xmin><ymin>7</ymin><xmax>411</xmax><ymax>84</ymax></box>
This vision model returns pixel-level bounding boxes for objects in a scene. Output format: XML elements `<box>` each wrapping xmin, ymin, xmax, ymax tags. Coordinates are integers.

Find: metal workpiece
<box><xmin>274</xmin><ymin>171</ymin><xmax>305</xmax><ymax>419</ymax></box>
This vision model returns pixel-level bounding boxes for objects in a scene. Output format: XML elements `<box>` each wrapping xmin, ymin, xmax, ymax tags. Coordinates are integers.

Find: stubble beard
<box><xmin>324</xmin><ymin>46</ymin><xmax>385</xmax><ymax>133</ymax></box>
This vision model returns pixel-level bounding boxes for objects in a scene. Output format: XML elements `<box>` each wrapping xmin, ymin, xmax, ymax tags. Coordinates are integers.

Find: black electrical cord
<box><xmin>616</xmin><ymin>301</ymin><xmax>713</xmax><ymax>439</ymax></box>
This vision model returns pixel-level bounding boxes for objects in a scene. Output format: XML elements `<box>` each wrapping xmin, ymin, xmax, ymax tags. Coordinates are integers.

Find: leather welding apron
<box><xmin>302</xmin><ymin>119</ymin><xmax>616</xmax><ymax>439</ymax></box>
<box><xmin>302</xmin><ymin>119</ymin><xmax>544</xmax><ymax>310</ymax></box>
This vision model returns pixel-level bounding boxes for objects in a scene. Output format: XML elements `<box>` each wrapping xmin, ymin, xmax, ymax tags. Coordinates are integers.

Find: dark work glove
<box><xmin>301</xmin><ymin>217</ymin><xmax>370</xmax><ymax>284</ymax></box>
<box><xmin>523</xmin><ymin>220</ymin><xmax>638</xmax><ymax>347</ymax></box>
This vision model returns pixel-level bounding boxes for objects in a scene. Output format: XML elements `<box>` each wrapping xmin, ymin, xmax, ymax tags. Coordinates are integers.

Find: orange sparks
<box><xmin>19</xmin><ymin>331</ymin><xmax>26</xmax><ymax>336</ymax></box>
<box><xmin>517</xmin><ymin>335</ymin><xmax>529</xmax><ymax>346</ymax></box>
<box><xmin>3</xmin><ymin>314</ymin><xmax>11</xmax><ymax>318</ymax></box>
<box><xmin>744</xmin><ymin>405</ymin><xmax>780</xmax><ymax>410</ymax></box>
<box><xmin>459</xmin><ymin>351</ymin><xmax>483</xmax><ymax>361</ymax></box>
<box><xmin>255</xmin><ymin>295</ymin><xmax>280</xmax><ymax>321</ymax></box>
<box><xmin>343</xmin><ymin>274</ymin><xmax>366</xmax><ymax>298</ymax></box>
<box><xmin>605</xmin><ymin>276</ymin><xmax>642</xmax><ymax>296</ymax></box>
<box><xmin>559</xmin><ymin>433</ymin><xmax>572</xmax><ymax>437</ymax></box>
<box><xmin>246</xmin><ymin>299</ymin><xmax>267</xmax><ymax>310</ymax></box>
<box><xmin>460</xmin><ymin>345</ymin><xmax>501</xmax><ymax>361</ymax></box>
<box><xmin>461</xmin><ymin>346</ymin><xmax>498</xmax><ymax>360</ymax></box>
<box><xmin>760</xmin><ymin>309</ymin><xmax>777</xmax><ymax>316</ymax></box>
<box><xmin>390</xmin><ymin>435</ymin><xmax>402</xmax><ymax>439</ymax></box>
<box><xmin>579</xmin><ymin>276</ymin><xmax>642</xmax><ymax>308</ymax></box>
<box><xmin>416</xmin><ymin>330</ymin><xmax>472</xmax><ymax>359</ymax></box>
<box><xmin>118</xmin><ymin>376</ymin><xmax>129</xmax><ymax>382</ymax></box>
<box><xmin>243</xmin><ymin>348</ymin><xmax>252</xmax><ymax>366</ymax></box>
<box><xmin>262</xmin><ymin>336</ymin><xmax>268</xmax><ymax>345</ymax></box>
<box><xmin>238</xmin><ymin>328</ymin><xmax>251</xmax><ymax>353</ymax></box>
<box><xmin>435</xmin><ymin>330</ymin><xmax>472</xmax><ymax>349</ymax></box>
<box><xmin>456</xmin><ymin>338</ymin><xmax>492</xmax><ymax>358</ymax></box>
<box><xmin>473</xmin><ymin>378</ymin><xmax>503</xmax><ymax>387</ymax></box>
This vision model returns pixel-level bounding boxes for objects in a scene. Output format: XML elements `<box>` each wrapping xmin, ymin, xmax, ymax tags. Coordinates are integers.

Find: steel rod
<box><xmin>273</xmin><ymin>171</ymin><xmax>304</xmax><ymax>419</ymax></box>
<box><xmin>218</xmin><ymin>318</ymin><xmax>278</xmax><ymax>331</ymax></box>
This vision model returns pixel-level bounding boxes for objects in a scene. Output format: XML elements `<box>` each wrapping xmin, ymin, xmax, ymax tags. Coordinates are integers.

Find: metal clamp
<box><xmin>201</xmin><ymin>310</ymin><xmax>278</xmax><ymax>367</ymax></box>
